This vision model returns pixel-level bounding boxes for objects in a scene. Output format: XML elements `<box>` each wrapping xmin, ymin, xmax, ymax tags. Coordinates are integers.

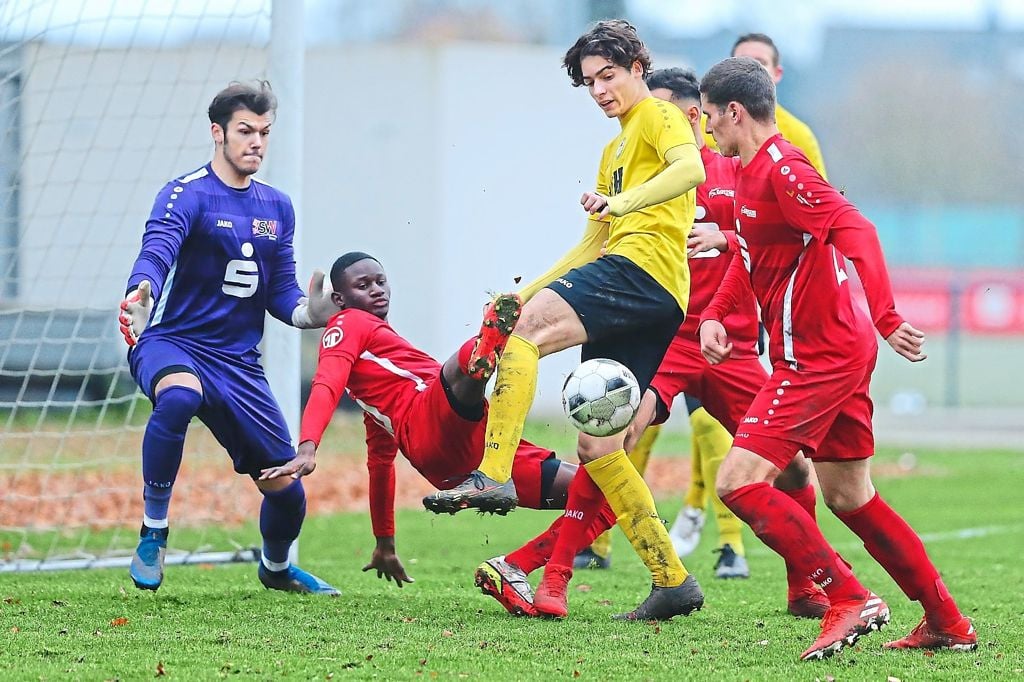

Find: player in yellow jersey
<box><xmin>425</xmin><ymin>20</ymin><xmax>706</xmax><ymax>620</ymax></box>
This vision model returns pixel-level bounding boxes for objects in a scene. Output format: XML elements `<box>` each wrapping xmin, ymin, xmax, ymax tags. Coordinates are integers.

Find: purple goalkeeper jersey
<box><xmin>126</xmin><ymin>164</ymin><xmax>305</xmax><ymax>359</ymax></box>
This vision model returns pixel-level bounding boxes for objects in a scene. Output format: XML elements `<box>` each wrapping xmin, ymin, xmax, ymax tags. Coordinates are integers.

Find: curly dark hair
<box><xmin>562</xmin><ymin>20</ymin><xmax>652</xmax><ymax>87</ymax></box>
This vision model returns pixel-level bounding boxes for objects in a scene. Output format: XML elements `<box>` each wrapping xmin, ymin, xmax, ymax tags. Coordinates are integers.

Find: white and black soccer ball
<box><xmin>562</xmin><ymin>358</ymin><xmax>641</xmax><ymax>437</ymax></box>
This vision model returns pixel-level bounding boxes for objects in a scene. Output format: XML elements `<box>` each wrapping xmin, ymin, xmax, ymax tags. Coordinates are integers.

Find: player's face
<box><xmin>581</xmin><ymin>56</ymin><xmax>645</xmax><ymax>119</ymax></box>
<box><xmin>732</xmin><ymin>41</ymin><xmax>782</xmax><ymax>84</ymax></box>
<box><xmin>214</xmin><ymin>109</ymin><xmax>273</xmax><ymax>177</ymax></box>
<box><xmin>334</xmin><ymin>259</ymin><xmax>390</xmax><ymax>320</ymax></box>
<box><xmin>702</xmin><ymin>96</ymin><xmax>738</xmax><ymax>157</ymax></box>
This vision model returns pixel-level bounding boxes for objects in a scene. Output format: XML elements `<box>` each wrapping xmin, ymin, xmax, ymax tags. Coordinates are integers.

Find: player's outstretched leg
<box><xmin>131</xmin><ymin>384</ymin><xmax>201</xmax><ymax>590</ymax></box>
<box><xmin>465</xmin><ymin>293</ymin><xmax>523</xmax><ymax>381</ymax></box>
<box><xmin>475</xmin><ymin>556</ymin><xmax>537</xmax><ymax>616</ymax></box>
<box><xmin>256</xmin><ymin>479</ymin><xmax>339</xmax><ymax>596</ymax></box>
<box><xmin>422</xmin><ymin>471</ymin><xmax>519</xmax><ymax>515</ymax></box>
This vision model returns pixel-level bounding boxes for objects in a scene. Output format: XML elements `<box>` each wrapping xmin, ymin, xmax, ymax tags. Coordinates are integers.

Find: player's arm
<box><xmin>120</xmin><ymin>182</ymin><xmax>196</xmax><ymax>345</ymax></box>
<box><xmin>517</xmin><ymin>218</ymin><xmax>610</xmax><ymax>302</ymax></box>
<box><xmin>770</xmin><ymin>159</ymin><xmax>923</xmax><ymax>362</ymax></box>
<box><xmin>827</xmin><ymin>210</ymin><xmax>925</xmax><ymax>362</ymax></box>
<box><xmin>264</xmin><ymin>201</ymin><xmax>336</xmax><ymax>329</ymax></box>
<box><xmin>361</xmin><ymin>415</ymin><xmax>414</xmax><ymax>588</ymax></box>
<box><xmin>603</xmin><ymin>143</ymin><xmax>705</xmax><ymax>218</ymax></box>
<box><xmin>698</xmin><ymin>252</ymin><xmax>751</xmax><ymax>364</ymax></box>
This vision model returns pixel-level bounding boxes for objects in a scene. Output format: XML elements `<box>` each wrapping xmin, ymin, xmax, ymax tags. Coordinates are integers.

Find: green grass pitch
<box><xmin>2</xmin><ymin>445</ymin><xmax>1022</xmax><ymax>680</ymax></box>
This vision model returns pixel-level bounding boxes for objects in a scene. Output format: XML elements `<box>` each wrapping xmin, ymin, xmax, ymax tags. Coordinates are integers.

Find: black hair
<box><xmin>208</xmin><ymin>80</ymin><xmax>277</xmax><ymax>133</ymax></box>
<box><xmin>646</xmin><ymin>67</ymin><xmax>700</xmax><ymax>102</ymax></box>
<box><xmin>563</xmin><ymin>19</ymin><xmax>652</xmax><ymax>87</ymax></box>
<box><xmin>330</xmin><ymin>252</ymin><xmax>380</xmax><ymax>291</ymax></box>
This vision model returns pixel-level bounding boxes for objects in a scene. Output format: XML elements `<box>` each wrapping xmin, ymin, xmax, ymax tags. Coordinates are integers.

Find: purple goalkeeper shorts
<box><xmin>129</xmin><ymin>336</ymin><xmax>295</xmax><ymax>477</ymax></box>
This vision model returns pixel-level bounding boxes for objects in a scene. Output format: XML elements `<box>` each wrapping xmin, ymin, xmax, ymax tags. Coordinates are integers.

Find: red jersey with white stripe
<box><xmin>675</xmin><ymin>146</ymin><xmax>759</xmax><ymax>358</ymax></box>
<box><xmin>703</xmin><ymin>135</ymin><xmax>903</xmax><ymax>373</ymax></box>
<box><xmin>302</xmin><ymin>308</ymin><xmax>439</xmax><ymax>440</ymax></box>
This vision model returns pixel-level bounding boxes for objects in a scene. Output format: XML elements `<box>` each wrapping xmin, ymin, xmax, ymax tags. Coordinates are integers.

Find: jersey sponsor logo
<box><xmin>766</xmin><ymin>143</ymin><xmax>782</xmax><ymax>163</ymax></box>
<box><xmin>740</xmin><ymin>205</ymin><xmax>757</xmax><ymax>218</ymax></box>
<box><xmin>322</xmin><ymin>326</ymin><xmax>344</xmax><ymax>348</ymax></box>
<box><xmin>611</xmin><ymin>166</ymin><xmax>624</xmax><ymax>195</ymax></box>
<box><xmin>216</xmin><ymin>218</ymin><xmax>233</xmax><ymax>228</ymax></box>
<box><xmin>251</xmin><ymin>218</ymin><xmax>278</xmax><ymax>240</ymax></box>
<box><xmin>707</xmin><ymin>187</ymin><xmax>734</xmax><ymax>198</ymax></box>
<box><xmin>555</xmin><ymin>278</ymin><xmax>573</xmax><ymax>289</ymax></box>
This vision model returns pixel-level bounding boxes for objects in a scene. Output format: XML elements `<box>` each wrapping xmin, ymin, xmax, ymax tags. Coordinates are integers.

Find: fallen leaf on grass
<box><xmin>923</xmin><ymin>651</ymin><xmax>935</xmax><ymax>658</ymax></box>
<box><xmin>3</xmin><ymin>597</ymin><xmax>21</xmax><ymax>605</ymax></box>
<box><xmin>9</xmin><ymin>626</ymin><xmax>19</xmax><ymax>633</ymax></box>
<box><xmin>58</xmin><ymin>629</ymin><xmax>68</xmax><ymax>636</ymax></box>
<box><xmin>51</xmin><ymin>600</ymin><xmax>67</xmax><ymax>607</ymax></box>
<box><xmin>576</xmin><ymin>584</ymin><xmax>592</xmax><ymax>593</ymax></box>
<box><xmin>402</xmin><ymin>617</ymin><xmax>417</xmax><ymax>623</ymax></box>
<box><xmin>110</xmin><ymin>617</ymin><xmax>129</xmax><ymax>627</ymax></box>
<box><xmin>597</xmin><ymin>600</ymin><xmax>612</xmax><ymax>606</ymax></box>
<box><xmin>365</xmin><ymin>655</ymin><xmax>374</xmax><ymax>661</ymax></box>
<box><xmin>573</xmin><ymin>672</ymin><xmax>580</xmax><ymax>678</ymax></box>
<box><xmin>758</xmin><ymin>640</ymin><xmax>769</xmax><ymax>646</ymax></box>
<box><xmin>442</xmin><ymin>630</ymin><xmax>454</xmax><ymax>637</ymax></box>
<box><xmin>156</xmin><ymin>661</ymin><xmax>166</xmax><ymax>677</ymax></box>
<box><xmin>419</xmin><ymin>659</ymin><xmax>427</xmax><ymax>666</ymax></box>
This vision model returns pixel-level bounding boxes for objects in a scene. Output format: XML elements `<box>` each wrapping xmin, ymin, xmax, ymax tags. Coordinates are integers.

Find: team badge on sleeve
<box><xmin>322</xmin><ymin>325</ymin><xmax>344</xmax><ymax>349</ymax></box>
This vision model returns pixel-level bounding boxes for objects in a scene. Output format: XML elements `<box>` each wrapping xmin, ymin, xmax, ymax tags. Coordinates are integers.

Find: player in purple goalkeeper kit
<box><xmin>119</xmin><ymin>81</ymin><xmax>339</xmax><ymax>594</ymax></box>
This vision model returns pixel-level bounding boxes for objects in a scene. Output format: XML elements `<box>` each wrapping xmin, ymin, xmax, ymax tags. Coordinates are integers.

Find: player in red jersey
<box><xmin>697</xmin><ymin>57</ymin><xmax>977</xmax><ymax>660</ymax></box>
<box><xmin>294</xmin><ymin>252</ymin><xmax>583</xmax><ymax>595</ymax></box>
<box><xmin>480</xmin><ymin>68</ymin><xmax>826</xmax><ymax>620</ymax></box>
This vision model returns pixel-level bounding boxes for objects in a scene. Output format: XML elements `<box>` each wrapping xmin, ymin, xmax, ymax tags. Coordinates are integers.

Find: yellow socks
<box><xmin>585</xmin><ymin>449</ymin><xmax>688</xmax><ymax>587</ymax></box>
<box><xmin>590</xmin><ymin>424</ymin><xmax>662</xmax><ymax>558</ymax></box>
<box><xmin>683</xmin><ymin>426</ymin><xmax>706</xmax><ymax>510</ymax></box>
<box><xmin>690</xmin><ymin>407</ymin><xmax>744</xmax><ymax>555</ymax></box>
<box><xmin>477</xmin><ymin>334</ymin><xmax>539</xmax><ymax>482</ymax></box>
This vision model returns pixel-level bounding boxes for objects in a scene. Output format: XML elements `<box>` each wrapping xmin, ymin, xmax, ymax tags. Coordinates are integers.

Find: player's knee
<box><xmin>821</xmin><ymin>485</ymin><xmax>871</xmax><ymax>514</ymax></box>
<box><xmin>151</xmin><ymin>385</ymin><xmax>202</xmax><ymax>431</ymax></box>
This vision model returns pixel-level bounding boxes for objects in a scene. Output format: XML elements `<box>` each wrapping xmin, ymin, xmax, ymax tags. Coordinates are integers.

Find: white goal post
<box><xmin>0</xmin><ymin>1</ymin><xmax>304</xmax><ymax>572</ymax></box>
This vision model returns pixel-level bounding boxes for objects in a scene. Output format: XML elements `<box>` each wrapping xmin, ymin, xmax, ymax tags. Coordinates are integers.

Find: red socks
<box><xmin>836</xmin><ymin>493</ymin><xmax>963</xmax><ymax>629</ymax></box>
<box><xmin>547</xmin><ymin>467</ymin><xmax>608</xmax><ymax>569</ymax></box>
<box><xmin>779</xmin><ymin>484</ymin><xmax>820</xmax><ymax>596</ymax></box>
<box><xmin>722</xmin><ymin>482</ymin><xmax>866</xmax><ymax>602</ymax></box>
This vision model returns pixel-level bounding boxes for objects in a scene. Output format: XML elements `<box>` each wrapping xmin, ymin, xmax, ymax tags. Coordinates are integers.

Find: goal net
<box><xmin>0</xmin><ymin>1</ymin><xmax>286</xmax><ymax>571</ymax></box>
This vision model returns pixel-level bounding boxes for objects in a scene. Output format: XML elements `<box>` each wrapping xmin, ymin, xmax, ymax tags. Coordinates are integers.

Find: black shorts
<box><xmin>546</xmin><ymin>255</ymin><xmax>684</xmax><ymax>393</ymax></box>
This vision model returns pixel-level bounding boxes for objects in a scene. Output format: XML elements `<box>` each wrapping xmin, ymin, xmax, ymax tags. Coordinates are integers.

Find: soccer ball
<box><xmin>562</xmin><ymin>358</ymin><xmax>641</xmax><ymax>437</ymax></box>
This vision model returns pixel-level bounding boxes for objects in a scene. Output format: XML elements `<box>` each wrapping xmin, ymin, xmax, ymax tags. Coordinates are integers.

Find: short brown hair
<box><xmin>732</xmin><ymin>32</ymin><xmax>780</xmax><ymax>67</ymax></box>
<box><xmin>562</xmin><ymin>20</ymin><xmax>651</xmax><ymax>87</ymax></box>
<box><xmin>699</xmin><ymin>57</ymin><xmax>776</xmax><ymax>123</ymax></box>
<box><xmin>208</xmin><ymin>80</ymin><xmax>277</xmax><ymax>132</ymax></box>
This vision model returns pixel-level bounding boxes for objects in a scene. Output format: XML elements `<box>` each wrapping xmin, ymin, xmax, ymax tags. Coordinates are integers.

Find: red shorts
<box><xmin>734</xmin><ymin>358</ymin><xmax>876</xmax><ymax>470</ymax></box>
<box><xmin>648</xmin><ymin>338</ymin><xmax>768</xmax><ymax>435</ymax></box>
<box><xmin>395</xmin><ymin>376</ymin><xmax>554</xmax><ymax>508</ymax></box>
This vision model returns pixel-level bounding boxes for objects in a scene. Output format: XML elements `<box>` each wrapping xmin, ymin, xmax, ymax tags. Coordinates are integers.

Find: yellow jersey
<box><xmin>703</xmin><ymin>103</ymin><xmax>827</xmax><ymax>178</ymax></box>
<box><xmin>598</xmin><ymin>96</ymin><xmax>697</xmax><ymax>313</ymax></box>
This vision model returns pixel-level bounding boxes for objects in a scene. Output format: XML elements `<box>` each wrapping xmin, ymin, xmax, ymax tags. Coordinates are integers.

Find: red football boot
<box><xmin>465</xmin><ymin>293</ymin><xmax>523</xmax><ymax>381</ymax></box>
<box><xmin>533</xmin><ymin>565</ymin><xmax>573</xmax><ymax>619</ymax></box>
<box><xmin>475</xmin><ymin>556</ymin><xmax>537</xmax><ymax>617</ymax></box>
<box><xmin>800</xmin><ymin>592</ymin><xmax>890</xmax><ymax>661</ymax></box>
<box><xmin>884</xmin><ymin>616</ymin><xmax>977</xmax><ymax>652</ymax></box>
<box><xmin>788</xmin><ymin>584</ymin><xmax>830</xmax><ymax>619</ymax></box>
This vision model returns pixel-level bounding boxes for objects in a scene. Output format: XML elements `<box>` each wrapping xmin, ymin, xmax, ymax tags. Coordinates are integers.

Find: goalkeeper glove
<box><xmin>291</xmin><ymin>269</ymin><xmax>337</xmax><ymax>329</ymax></box>
<box><xmin>119</xmin><ymin>280</ymin><xmax>153</xmax><ymax>347</ymax></box>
